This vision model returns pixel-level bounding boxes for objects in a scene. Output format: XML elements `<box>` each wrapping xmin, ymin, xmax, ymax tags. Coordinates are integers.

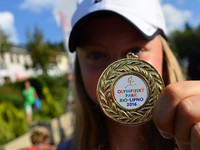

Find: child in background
<box><xmin>29</xmin><ymin>126</ymin><xmax>55</xmax><ymax>150</ymax></box>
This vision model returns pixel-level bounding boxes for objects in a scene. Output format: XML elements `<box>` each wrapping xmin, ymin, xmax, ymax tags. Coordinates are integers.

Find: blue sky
<box><xmin>0</xmin><ymin>0</ymin><xmax>200</xmax><ymax>46</ymax></box>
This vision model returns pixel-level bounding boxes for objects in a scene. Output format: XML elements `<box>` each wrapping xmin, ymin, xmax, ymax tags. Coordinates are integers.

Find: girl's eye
<box><xmin>87</xmin><ymin>52</ymin><xmax>106</xmax><ymax>60</ymax></box>
<box><xmin>128</xmin><ymin>48</ymin><xmax>141</xmax><ymax>54</ymax></box>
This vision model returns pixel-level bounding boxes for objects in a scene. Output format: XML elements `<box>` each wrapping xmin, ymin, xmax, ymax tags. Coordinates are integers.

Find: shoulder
<box><xmin>56</xmin><ymin>139</ymin><xmax>72</xmax><ymax>150</ymax></box>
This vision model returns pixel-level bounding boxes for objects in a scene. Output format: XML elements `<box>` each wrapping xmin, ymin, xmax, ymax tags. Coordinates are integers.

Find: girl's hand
<box><xmin>153</xmin><ymin>81</ymin><xmax>200</xmax><ymax>150</ymax></box>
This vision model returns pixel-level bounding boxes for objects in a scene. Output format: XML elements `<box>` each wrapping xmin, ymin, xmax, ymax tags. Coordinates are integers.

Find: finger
<box><xmin>153</xmin><ymin>81</ymin><xmax>200</xmax><ymax>137</ymax></box>
<box><xmin>191</xmin><ymin>122</ymin><xmax>200</xmax><ymax>150</ymax></box>
<box><xmin>175</xmin><ymin>140</ymin><xmax>191</xmax><ymax>150</ymax></box>
<box><xmin>175</xmin><ymin>96</ymin><xmax>200</xmax><ymax>150</ymax></box>
<box><xmin>174</xmin><ymin>95</ymin><xmax>200</xmax><ymax>143</ymax></box>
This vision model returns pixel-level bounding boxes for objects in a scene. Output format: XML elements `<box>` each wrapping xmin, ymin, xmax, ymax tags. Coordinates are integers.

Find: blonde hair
<box><xmin>72</xmin><ymin>35</ymin><xmax>185</xmax><ymax>150</ymax></box>
<box><xmin>161</xmin><ymin>36</ymin><xmax>185</xmax><ymax>84</ymax></box>
<box><xmin>31</xmin><ymin>126</ymin><xmax>50</xmax><ymax>145</ymax></box>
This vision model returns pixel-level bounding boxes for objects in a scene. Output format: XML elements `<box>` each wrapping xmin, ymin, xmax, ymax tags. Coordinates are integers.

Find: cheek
<box><xmin>148</xmin><ymin>51</ymin><xmax>163</xmax><ymax>76</ymax></box>
<box><xmin>139</xmin><ymin>50</ymin><xmax>163</xmax><ymax>76</ymax></box>
<box><xmin>139</xmin><ymin>42</ymin><xmax>163</xmax><ymax>76</ymax></box>
<box><xmin>79</xmin><ymin>65</ymin><xmax>102</xmax><ymax>104</ymax></box>
<box><xmin>150</xmin><ymin>37</ymin><xmax>163</xmax><ymax>76</ymax></box>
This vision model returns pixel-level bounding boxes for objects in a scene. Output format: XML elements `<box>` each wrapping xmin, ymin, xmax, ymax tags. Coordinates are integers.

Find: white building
<box><xmin>0</xmin><ymin>46</ymin><xmax>70</xmax><ymax>85</ymax></box>
<box><xmin>47</xmin><ymin>52</ymin><xmax>70</xmax><ymax>77</ymax></box>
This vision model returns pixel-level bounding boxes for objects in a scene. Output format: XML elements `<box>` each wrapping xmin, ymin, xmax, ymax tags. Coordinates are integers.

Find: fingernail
<box><xmin>158</xmin><ymin>129</ymin><xmax>173</xmax><ymax>139</ymax></box>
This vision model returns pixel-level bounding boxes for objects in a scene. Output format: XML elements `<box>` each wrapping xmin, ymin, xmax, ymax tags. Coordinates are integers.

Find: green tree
<box><xmin>195</xmin><ymin>24</ymin><xmax>200</xmax><ymax>40</ymax></box>
<box><xmin>184</xmin><ymin>22</ymin><xmax>193</xmax><ymax>31</ymax></box>
<box><xmin>169</xmin><ymin>23</ymin><xmax>199</xmax><ymax>59</ymax></box>
<box><xmin>26</xmin><ymin>26</ymin><xmax>55</xmax><ymax>75</ymax></box>
<box><xmin>0</xmin><ymin>28</ymin><xmax>12</xmax><ymax>58</ymax></box>
<box><xmin>48</xmin><ymin>41</ymin><xmax>65</xmax><ymax>52</ymax></box>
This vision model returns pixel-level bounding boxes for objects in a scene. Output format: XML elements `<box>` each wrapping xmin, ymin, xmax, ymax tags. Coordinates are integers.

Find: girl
<box><xmin>58</xmin><ymin>0</ymin><xmax>200</xmax><ymax>149</ymax></box>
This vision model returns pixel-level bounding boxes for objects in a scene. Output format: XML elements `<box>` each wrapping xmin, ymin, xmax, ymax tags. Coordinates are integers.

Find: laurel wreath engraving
<box><xmin>97</xmin><ymin>57</ymin><xmax>164</xmax><ymax>125</ymax></box>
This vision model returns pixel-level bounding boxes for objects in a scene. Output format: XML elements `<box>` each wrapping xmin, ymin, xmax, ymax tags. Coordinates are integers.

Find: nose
<box><xmin>110</xmin><ymin>52</ymin><xmax>128</xmax><ymax>64</ymax></box>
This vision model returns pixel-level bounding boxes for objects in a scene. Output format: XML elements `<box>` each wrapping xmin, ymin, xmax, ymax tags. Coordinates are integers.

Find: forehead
<box><xmin>77</xmin><ymin>14</ymin><xmax>143</xmax><ymax>46</ymax></box>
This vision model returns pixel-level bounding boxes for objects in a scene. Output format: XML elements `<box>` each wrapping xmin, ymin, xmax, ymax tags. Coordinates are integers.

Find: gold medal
<box><xmin>96</xmin><ymin>52</ymin><xmax>164</xmax><ymax>125</ymax></box>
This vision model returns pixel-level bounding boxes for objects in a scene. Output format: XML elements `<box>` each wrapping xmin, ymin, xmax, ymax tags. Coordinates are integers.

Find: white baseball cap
<box><xmin>69</xmin><ymin>0</ymin><xmax>167</xmax><ymax>52</ymax></box>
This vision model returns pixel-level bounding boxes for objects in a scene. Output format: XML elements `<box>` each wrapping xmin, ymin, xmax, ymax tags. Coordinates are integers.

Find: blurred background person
<box><xmin>22</xmin><ymin>126</ymin><xmax>55</xmax><ymax>150</ymax></box>
<box><xmin>22</xmin><ymin>80</ymin><xmax>39</xmax><ymax>124</ymax></box>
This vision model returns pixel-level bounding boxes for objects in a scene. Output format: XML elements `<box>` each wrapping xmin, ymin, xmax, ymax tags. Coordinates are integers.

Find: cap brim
<box><xmin>68</xmin><ymin>10</ymin><xmax>162</xmax><ymax>52</ymax></box>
